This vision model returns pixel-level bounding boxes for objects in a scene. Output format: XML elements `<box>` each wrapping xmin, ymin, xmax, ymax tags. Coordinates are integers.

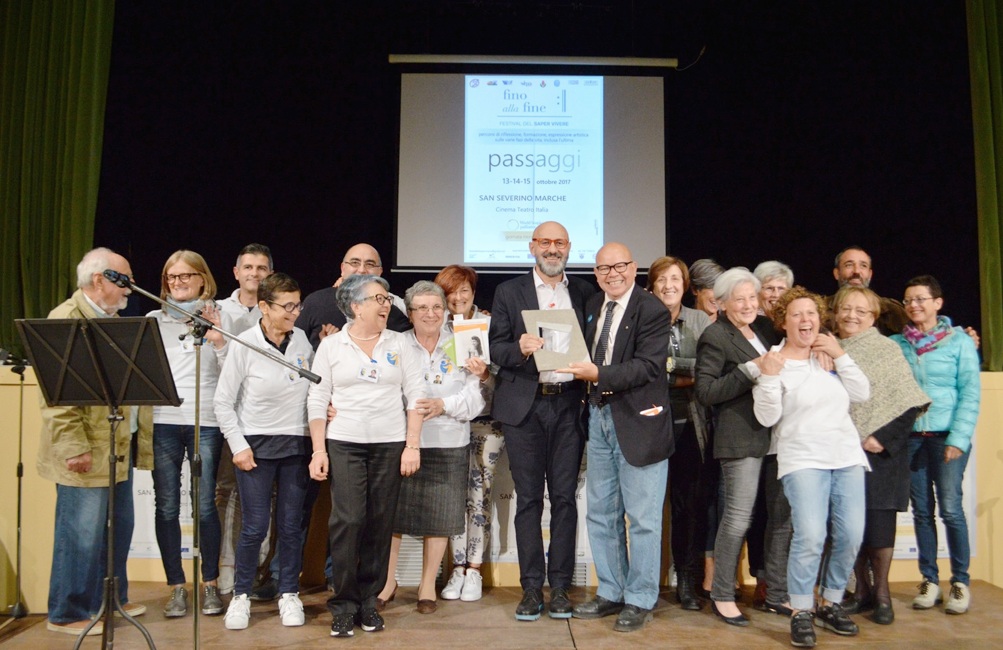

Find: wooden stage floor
<box><xmin>3</xmin><ymin>580</ymin><xmax>1003</xmax><ymax>649</ymax></box>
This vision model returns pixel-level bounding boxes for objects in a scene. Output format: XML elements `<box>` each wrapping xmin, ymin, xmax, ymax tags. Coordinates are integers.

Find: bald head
<box><xmin>529</xmin><ymin>221</ymin><xmax>571</xmax><ymax>279</ymax></box>
<box><xmin>594</xmin><ymin>242</ymin><xmax>636</xmax><ymax>300</ymax></box>
<box><xmin>340</xmin><ymin>243</ymin><xmax>383</xmax><ymax>282</ymax></box>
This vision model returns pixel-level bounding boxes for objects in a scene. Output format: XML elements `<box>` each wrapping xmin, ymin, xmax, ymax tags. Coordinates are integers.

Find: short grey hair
<box><xmin>404</xmin><ymin>280</ymin><xmax>445</xmax><ymax>311</ymax></box>
<box><xmin>689</xmin><ymin>258</ymin><xmax>725</xmax><ymax>292</ymax></box>
<box><xmin>337</xmin><ymin>273</ymin><xmax>390</xmax><ymax>319</ymax></box>
<box><xmin>713</xmin><ymin>267</ymin><xmax>760</xmax><ymax>304</ymax></box>
<box><xmin>76</xmin><ymin>247</ymin><xmax>117</xmax><ymax>288</ymax></box>
<box><xmin>753</xmin><ymin>260</ymin><xmax>794</xmax><ymax>288</ymax></box>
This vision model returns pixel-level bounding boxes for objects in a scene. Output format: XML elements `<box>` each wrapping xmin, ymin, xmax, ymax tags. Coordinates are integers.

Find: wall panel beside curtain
<box><xmin>967</xmin><ymin>0</ymin><xmax>1003</xmax><ymax>371</ymax></box>
<box><xmin>0</xmin><ymin>0</ymin><xmax>115</xmax><ymax>357</ymax></box>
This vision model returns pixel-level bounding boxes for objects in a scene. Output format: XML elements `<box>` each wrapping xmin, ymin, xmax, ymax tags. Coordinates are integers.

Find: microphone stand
<box><xmin>103</xmin><ymin>271</ymin><xmax>320</xmax><ymax>384</ymax></box>
<box><xmin>100</xmin><ymin>271</ymin><xmax>319</xmax><ymax>648</ymax></box>
<box><xmin>7</xmin><ymin>358</ymin><xmax>29</xmax><ymax>619</ymax></box>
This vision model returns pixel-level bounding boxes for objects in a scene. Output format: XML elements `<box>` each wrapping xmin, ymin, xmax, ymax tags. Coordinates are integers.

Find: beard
<box><xmin>99</xmin><ymin>294</ymin><xmax>129</xmax><ymax>314</ymax></box>
<box><xmin>840</xmin><ymin>274</ymin><xmax>871</xmax><ymax>288</ymax></box>
<box><xmin>536</xmin><ymin>251</ymin><xmax>567</xmax><ymax>277</ymax></box>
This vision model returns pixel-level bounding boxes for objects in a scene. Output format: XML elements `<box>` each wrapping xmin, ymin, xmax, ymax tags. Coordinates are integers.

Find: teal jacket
<box><xmin>891</xmin><ymin>322</ymin><xmax>980</xmax><ymax>452</ymax></box>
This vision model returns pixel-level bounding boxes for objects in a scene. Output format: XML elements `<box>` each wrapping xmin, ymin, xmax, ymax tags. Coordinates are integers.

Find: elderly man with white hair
<box><xmin>37</xmin><ymin>247</ymin><xmax>153</xmax><ymax>636</ymax></box>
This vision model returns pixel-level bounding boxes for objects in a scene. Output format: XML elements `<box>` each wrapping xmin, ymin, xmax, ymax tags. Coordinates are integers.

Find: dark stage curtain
<box><xmin>0</xmin><ymin>0</ymin><xmax>114</xmax><ymax>357</ymax></box>
<box><xmin>968</xmin><ymin>0</ymin><xmax>1003</xmax><ymax>370</ymax></box>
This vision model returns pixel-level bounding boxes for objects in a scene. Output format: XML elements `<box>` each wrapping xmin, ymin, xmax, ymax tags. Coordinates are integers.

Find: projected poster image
<box><xmin>464</xmin><ymin>75</ymin><xmax>604</xmax><ymax>264</ymax></box>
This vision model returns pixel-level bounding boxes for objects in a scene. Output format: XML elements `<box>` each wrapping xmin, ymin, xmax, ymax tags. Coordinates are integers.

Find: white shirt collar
<box><xmin>532</xmin><ymin>267</ymin><xmax>568</xmax><ymax>289</ymax></box>
<box><xmin>82</xmin><ymin>292</ymin><xmax>113</xmax><ymax>317</ymax></box>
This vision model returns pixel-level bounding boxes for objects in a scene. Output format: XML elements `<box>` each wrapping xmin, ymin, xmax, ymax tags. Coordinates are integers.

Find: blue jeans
<box><xmin>152</xmin><ymin>423</ymin><xmax>223</xmax><ymax>584</ymax></box>
<box><xmin>48</xmin><ymin>467</ymin><xmax>135</xmax><ymax>624</ymax></box>
<box><xmin>264</xmin><ymin>476</ymin><xmax>322</xmax><ymax>583</ymax></box>
<box><xmin>233</xmin><ymin>455</ymin><xmax>310</xmax><ymax>595</ymax></box>
<box><xmin>909</xmin><ymin>436</ymin><xmax>971</xmax><ymax>586</ymax></box>
<box><xmin>586</xmin><ymin>405</ymin><xmax>667</xmax><ymax>609</ymax></box>
<box><xmin>782</xmin><ymin>466</ymin><xmax>865</xmax><ymax>611</ymax></box>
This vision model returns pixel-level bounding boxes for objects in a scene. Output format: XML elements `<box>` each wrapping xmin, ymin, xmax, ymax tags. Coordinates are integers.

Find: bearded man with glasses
<box><xmin>488</xmin><ymin>221</ymin><xmax>595</xmax><ymax>622</ymax></box>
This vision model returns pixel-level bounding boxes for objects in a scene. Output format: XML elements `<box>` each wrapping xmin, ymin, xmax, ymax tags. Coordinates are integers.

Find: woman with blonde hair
<box><xmin>148</xmin><ymin>250</ymin><xmax>230</xmax><ymax>618</ymax></box>
<box><xmin>832</xmin><ymin>286</ymin><xmax>929</xmax><ymax>625</ymax></box>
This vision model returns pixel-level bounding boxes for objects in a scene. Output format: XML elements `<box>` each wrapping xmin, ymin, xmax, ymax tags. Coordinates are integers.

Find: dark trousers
<box><xmin>762</xmin><ymin>454</ymin><xmax>792</xmax><ymax>603</ymax></box>
<box><xmin>747</xmin><ymin>469</ymin><xmax>769</xmax><ymax>578</ymax></box>
<box><xmin>503</xmin><ymin>390</ymin><xmax>584</xmax><ymax>590</ymax></box>
<box><xmin>326</xmin><ymin>440</ymin><xmax>404</xmax><ymax>616</ymax></box>
<box><xmin>669</xmin><ymin>419</ymin><xmax>713</xmax><ymax>577</ymax></box>
<box><xmin>233</xmin><ymin>454</ymin><xmax>310</xmax><ymax>596</ymax></box>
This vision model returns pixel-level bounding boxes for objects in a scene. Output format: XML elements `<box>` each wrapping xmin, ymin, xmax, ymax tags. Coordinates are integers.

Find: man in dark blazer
<box><xmin>559</xmin><ymin>242</ymin><xmax>672</xmax><ymax>632</ymax></box>
<box><xmin>488</xmin><ymin>221</ymin><xmax>595</xmax><ymax>622</ymax></box>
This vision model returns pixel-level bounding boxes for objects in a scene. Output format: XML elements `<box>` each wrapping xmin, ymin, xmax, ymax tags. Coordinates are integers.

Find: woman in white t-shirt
<box><xmin>306</xmin><ymin>274</ymin><xmax>427</xmax><ymax>638</ymax></box>
<box><xmin>753</xmin><ymin>286</ymin><xmax>870</xmax><ymax>648</ymax></box>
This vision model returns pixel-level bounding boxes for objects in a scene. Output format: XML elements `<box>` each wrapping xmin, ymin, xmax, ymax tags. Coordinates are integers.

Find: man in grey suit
<box><xmin>560</xmin><ymin>242</ymin><xmax>673</xmax><ymax>632</ymax></box>
<box><xmin>488</xmin><ymin>221</ymin><xmax>594</xmax><ymax>622</ymax></box>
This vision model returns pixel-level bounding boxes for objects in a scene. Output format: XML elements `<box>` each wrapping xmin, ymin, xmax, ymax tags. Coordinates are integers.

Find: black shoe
<box><xmin>249</xmin><ymin>577</ymin><xmax>278</xmax><ymax>602</ymax></box>
<box><xmin>790</xmin><ymin>611</ymin><xmax>816</xmax><ymax>647</ymax></box>
<box><xmin>515</xmin><ymin>588</ymin><xmax>544</xmax><ymax>621</ymax></box>
<box><xmin>676</xmin><ymin>577</ymin><xmax>702</xmax><ymax>611</ymax></box>
<box><xmin>840</xmin><ymin>594</ymin><xmax>874</xmax><ymax>614</ymax></box>
<box><xmin>870</xmin><ymin>602</ymin><xmax>894</xmax><ymax>625</ymax></box>
<box><xmin>613</xmin><ymin>604</ymin><xmax>653</xmax><ymax>632</ymax></box>
<box><xmin>764</xmin><ymin>600</ymin><xmax>794</xmax><ymax>617</ymax></box>
<box><xmin>330</xmin><ymin>613</ymin><xmax>355</xmax><ymax>638</ymax></box>
<box><xmin>815</xmin><ymin>603</ymin><xmax>858</xmax><ymax>636</ymax></box>
<box><xmin>573</xmin><ymin>595</ymin><xmax>625</xmax><ymax>619</ymax></box>
<box><xmin>358</xmin><ymin>607</ymin><xmax>384</xmax><ymax>632</ymax></box>
<box><xmin>711</xmin><ymin>600</ymin><xmax>749</xmax><ymax>627</ymax></box>
<box><xmin>548</xmin><ymin>587</ymin><xmax>573</xmax><ymax>619</ymax></box>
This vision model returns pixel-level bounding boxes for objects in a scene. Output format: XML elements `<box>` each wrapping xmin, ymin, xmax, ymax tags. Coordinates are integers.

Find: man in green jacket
<box><xmin>38</xmin><ymin>247</ymin><xmax>153</xmax><ymax>636</ymax></box>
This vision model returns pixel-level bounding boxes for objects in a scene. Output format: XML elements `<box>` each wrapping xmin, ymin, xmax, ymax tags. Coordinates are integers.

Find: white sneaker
<box><xmin>945</xmin><ymin>582</ymin><xmax>970</xmax><ymax>614</ymax></box>
<box><xmin>460</xmin><ymin>568</ymin><xmax>483</xmax><ymax>602</ymax></box>
<box><xmin>224</xmin><ymin>594</ymin><xmax>250</xmax><ymax>630</ymax></box>
<box><xmin>440</xmin><ymin>567</ymin><xmax>465</xmax><ymax>600</ymax></box>
<box><xmin>912</xmin><ymin>579</ymin><xmax>943</xmax><ymax>609</ymax></box>
<box><xmin>278</xmin><ymin>592</ymin><xmax>305</xmax><ymax>626</ymax></box>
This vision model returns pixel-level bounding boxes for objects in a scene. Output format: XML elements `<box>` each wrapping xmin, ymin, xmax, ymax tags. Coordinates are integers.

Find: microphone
<box><xmin>103</xmin><ymin>269</ymin><xmax>132</xmax><ymax>287</ymax></box>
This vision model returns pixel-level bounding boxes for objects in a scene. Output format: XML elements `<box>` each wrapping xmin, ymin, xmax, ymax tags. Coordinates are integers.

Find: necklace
<box><xmin>349</xmin><ymin>329</ymin><xmax>380</xmax><ymax>341</ymax></box>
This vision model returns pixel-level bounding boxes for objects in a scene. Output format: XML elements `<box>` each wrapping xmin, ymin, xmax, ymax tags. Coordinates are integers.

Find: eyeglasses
<box><xmin>268</xmin><ymin>301</ymin><xmax>303</xmax><ymax>313</ymax></box>
<box><xmin>595</xmin><ymin>261</ymin><xmax>634</xmax><ymax>275</ymax></box>
<box><xmin>364</xmin><ymin>294</ymin><xmax>392</xmax><ymax>306</ymax></box>
<box><xmin>902</xmin><ymin>296</ymin><xmax>935</xmax><ymax>306</ymax></box>
<box><xmin>532</xmin><ymin>238</ymin><xmax>569</xmax><ymax>250</ymax></box>
<box><xmin>164</xmin><ymin>272</ymin><xmax>201</xmax><ymax>284</ymax></box>
<box><xmin>344</xmin><ymin>258</ymin><xmax>381</xmax><ymax>270</ymax></box>
<box><xmin>838</xmin><ymin>306</ymin><xmax>873</xmax><ymax>317</ymax></box>
<box><xmin>410</xmin><ymin>304</ymin><xmax>445</xmax><ymax>315</ymax></box>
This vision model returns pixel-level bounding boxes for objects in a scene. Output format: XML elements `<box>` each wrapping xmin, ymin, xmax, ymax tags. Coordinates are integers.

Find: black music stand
<box><xmin>17</xmin><ymin>317</ymin><xmax>181</xmax><ymax>650</ymax></box>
